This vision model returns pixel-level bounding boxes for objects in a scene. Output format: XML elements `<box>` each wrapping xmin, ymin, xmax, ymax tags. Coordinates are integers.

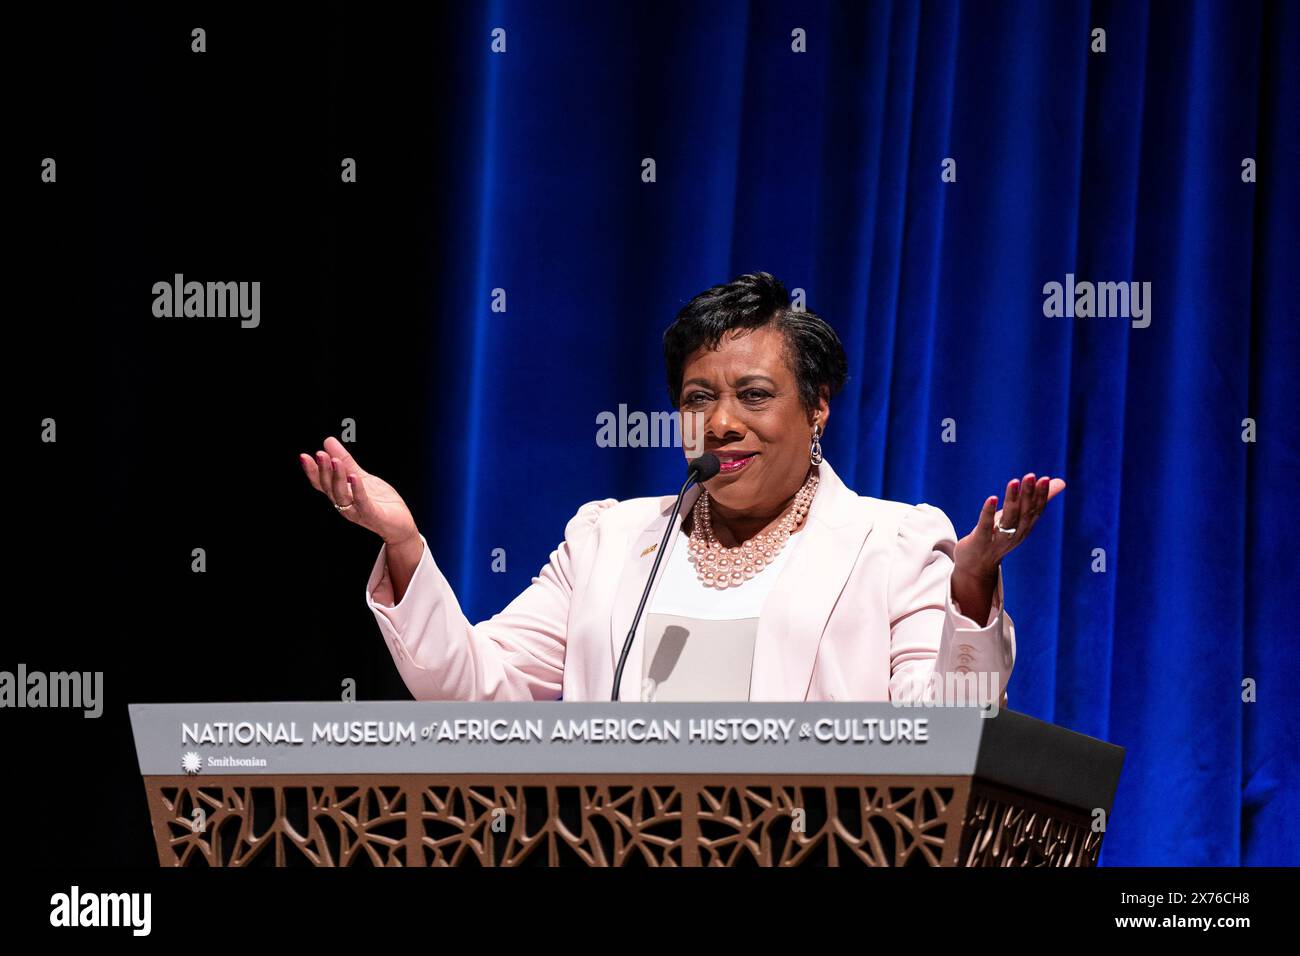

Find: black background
<box><xmin>12</xmin><ymin>2</ymin><xmax>482</xmax><ymax>867</ymax></box>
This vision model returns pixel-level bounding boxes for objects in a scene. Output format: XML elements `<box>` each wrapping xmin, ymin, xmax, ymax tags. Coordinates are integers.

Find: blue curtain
<box><xmin>415</xmin><ymin>0</ymin><xmax>1298</xmax><ymax>865</ymax></box>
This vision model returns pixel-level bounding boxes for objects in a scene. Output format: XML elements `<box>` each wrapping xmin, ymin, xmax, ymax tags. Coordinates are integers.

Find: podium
<box><xmin>129</xmin><ymin>702</ymin><xmax>1124</xmax><ymax>867</ymax></box>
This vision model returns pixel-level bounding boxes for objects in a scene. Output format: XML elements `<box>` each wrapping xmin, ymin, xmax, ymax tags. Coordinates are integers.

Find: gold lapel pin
<box><xmin>640</xmin><ymin>543</ymin><xmax>659</xmax><ymax>557</ymax></box>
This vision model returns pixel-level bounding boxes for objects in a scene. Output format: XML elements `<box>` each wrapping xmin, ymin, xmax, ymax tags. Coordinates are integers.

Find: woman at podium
<box><xmin>299</xmin><ymin>273</ymin><xmax>1063</xmax><ymax>703</ymax></box>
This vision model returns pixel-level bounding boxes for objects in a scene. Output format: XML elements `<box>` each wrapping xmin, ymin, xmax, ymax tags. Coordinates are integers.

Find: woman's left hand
<box><xmin>955</xmin><ymin>473</ymin><xmax>1067</xmax><ymax>580</ymax></box>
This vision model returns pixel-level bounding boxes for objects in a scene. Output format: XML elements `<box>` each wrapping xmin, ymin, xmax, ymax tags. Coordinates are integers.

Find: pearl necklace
<box><xmin>686</xmin><ymin>472</ymin><xmax>819</xmax><ymax>589</ymax></box>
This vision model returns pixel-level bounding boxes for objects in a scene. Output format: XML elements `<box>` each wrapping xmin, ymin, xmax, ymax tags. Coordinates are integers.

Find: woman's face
<box><xmin>677</xmin><ymin>324</ymin><xmax>828</xmax><ymax>518</ymax></box>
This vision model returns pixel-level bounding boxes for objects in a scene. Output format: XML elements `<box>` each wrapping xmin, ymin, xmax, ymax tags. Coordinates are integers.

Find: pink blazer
<box><xmin>365</xmin><ymin>457</ymin><xmax>1015</xmax><ymax>704</ymax></box>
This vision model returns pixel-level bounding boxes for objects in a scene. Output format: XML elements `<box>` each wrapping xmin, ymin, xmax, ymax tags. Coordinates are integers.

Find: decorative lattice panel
<box><xmin>958</xmin><ymin>785</ymin><xmax>1103</xmax><ymax>867</ymax></box>
<box><xmin>142</xmin><ymin>774</ymin><xmax>1103</xmax><ymax>867</ymax></box>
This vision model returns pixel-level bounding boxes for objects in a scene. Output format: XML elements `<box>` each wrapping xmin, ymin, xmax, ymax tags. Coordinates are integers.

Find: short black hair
<box><xmin>663</xmin><ymin>272</ymin><xmax>848</xmax><ymax>411</ymax></box>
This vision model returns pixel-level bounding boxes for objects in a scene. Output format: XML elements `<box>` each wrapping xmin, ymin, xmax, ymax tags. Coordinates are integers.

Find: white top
<box><xmin>640</xmin><ymin>526</ymin><xmax>802</xmax><ymax>701</ymax></box>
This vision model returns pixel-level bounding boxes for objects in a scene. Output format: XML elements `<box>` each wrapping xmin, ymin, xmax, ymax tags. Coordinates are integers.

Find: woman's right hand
<box><xmin>299</xmin><ymin>436</ymin><xmax>419</xmax><ymax>546</ymax></box>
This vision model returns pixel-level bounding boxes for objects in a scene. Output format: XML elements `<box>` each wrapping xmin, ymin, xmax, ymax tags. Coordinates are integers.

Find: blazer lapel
<box><xmin>608</xmin><ymin>483</ymin><xmax>702</xmax><ymax>701</ymax></box>
<box><xmin>750</xmin><ymin>459</ymin><xmax>875</xmax><ymax>700</ymax></box>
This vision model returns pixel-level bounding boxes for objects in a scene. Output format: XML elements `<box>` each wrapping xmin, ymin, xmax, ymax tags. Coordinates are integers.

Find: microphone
<box><xmin>688</xmin><ymin>451</ymin><xmax>721</xmax><ymax>483</ymax></box>
<box><xmin>610</xmin><ymin>452</ymin><xmax>719</xmax><ymax>700</ymax></box>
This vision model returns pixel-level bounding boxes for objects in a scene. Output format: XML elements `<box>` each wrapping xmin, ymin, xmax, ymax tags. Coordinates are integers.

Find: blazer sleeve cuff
<box><xmin>365</xmin><ymin>534</ymin><xmax>434</xmax><ymax>651</ymax></box>
<box><xmin>937</xmin><ymin>564</ymin><xmax>1015</xmax><ymax>706</ymax></box>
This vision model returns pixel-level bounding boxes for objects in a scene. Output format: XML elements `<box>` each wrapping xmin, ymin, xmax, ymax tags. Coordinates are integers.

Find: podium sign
<box><xmin>129</xmin><ymin>702</ymin><xmax>1124</xmax><ymax>867</ymax></box>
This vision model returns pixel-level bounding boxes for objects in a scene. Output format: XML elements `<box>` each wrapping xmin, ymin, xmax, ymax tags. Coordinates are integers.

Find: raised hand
<box><xmin>299</xmin><ymin>437</ymin><xmax>419</xmax><ymax>546</ymax></box>
<box><xmin>956</xmin><ymin>473</ymin><xmax>1067</xmax><ymax>578</ymax></box>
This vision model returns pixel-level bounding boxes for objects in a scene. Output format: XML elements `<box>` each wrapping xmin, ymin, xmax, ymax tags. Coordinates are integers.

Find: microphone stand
<box><xmin>610</xmin><ymin>458</ymin><xmax>714</xmax><ymax>700</ymax></box>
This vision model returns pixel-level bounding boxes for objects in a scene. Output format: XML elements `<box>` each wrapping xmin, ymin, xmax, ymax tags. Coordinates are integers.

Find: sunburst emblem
<box><xmin>181</xmin><ymin>752</ymin><xmax>203</xmax><ymax>775</ymax></box>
